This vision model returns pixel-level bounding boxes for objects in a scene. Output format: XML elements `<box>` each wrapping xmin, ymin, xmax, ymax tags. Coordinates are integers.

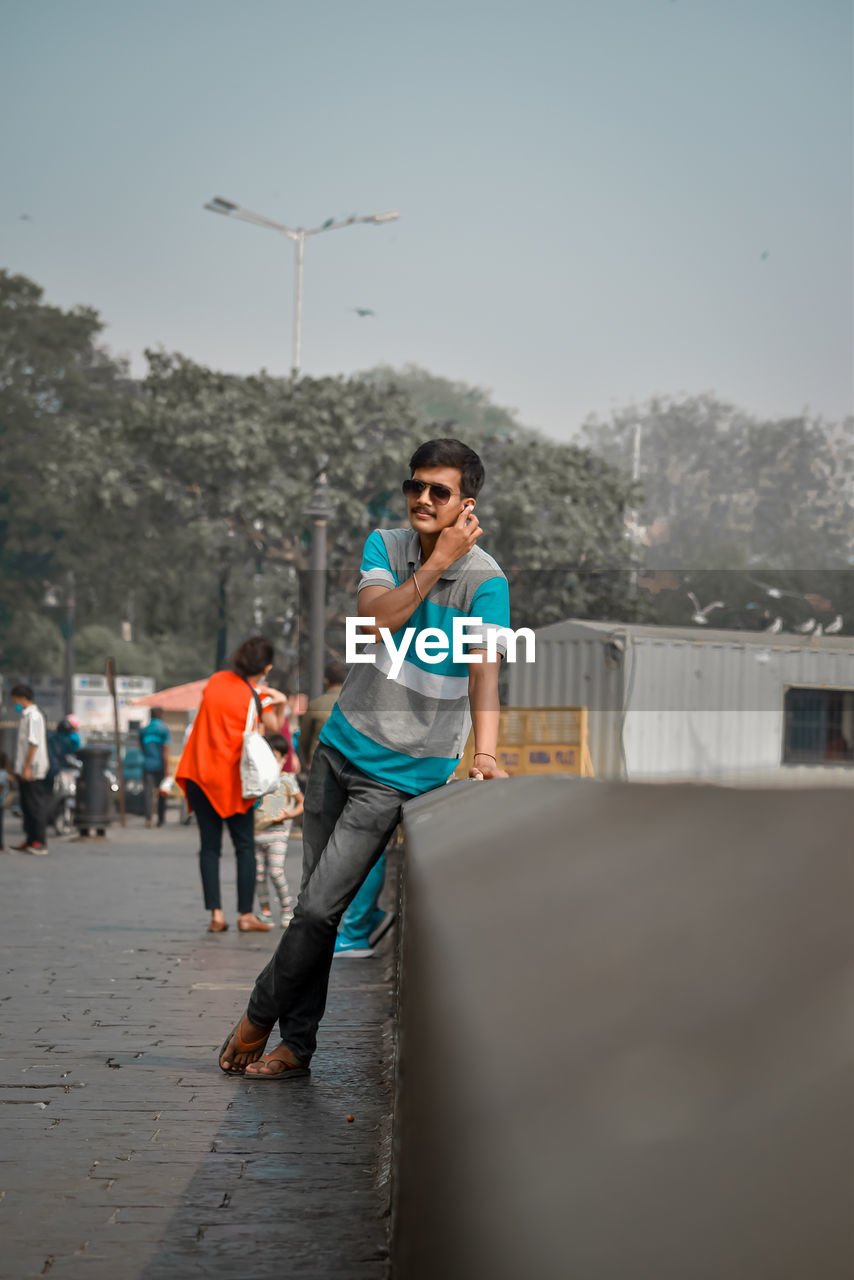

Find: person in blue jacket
<box><xmin>139</xmin><ymin>707</ymin><xmax>171</xmax><ymax>828</ymax></box>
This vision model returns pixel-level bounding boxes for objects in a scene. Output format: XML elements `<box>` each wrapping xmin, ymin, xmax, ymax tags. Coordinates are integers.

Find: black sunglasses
<box><xmin>402</xmin><ymin>478</ymin><xmax>461</xmax><ymax>507</ymax></box>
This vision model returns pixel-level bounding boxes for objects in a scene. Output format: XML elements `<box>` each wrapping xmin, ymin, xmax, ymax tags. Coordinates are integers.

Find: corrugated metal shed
<box><xmin>506</xmin><ymin>619</ymin><xmax>854</xmax><ymax>781</ymax></box>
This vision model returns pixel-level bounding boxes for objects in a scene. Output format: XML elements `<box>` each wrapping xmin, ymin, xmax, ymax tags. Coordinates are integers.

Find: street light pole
<box><xmin>292</xmin><ymin>230</ymin><xmax>305</xmax><ymax>374</ymax></box>
<box><xmin>203</xmin><ymin>198</ymin><xmax>400</xmax><ymax>375</ymax></box>
<box><xmin>303</xmin><ymin>473</ymin><xmax>329</xmax><ymax>701</ymax></box>
<box><xmin>63</xmin><ymin>569</ymin><xmax>75</xmax><ymax>716</ymax></box>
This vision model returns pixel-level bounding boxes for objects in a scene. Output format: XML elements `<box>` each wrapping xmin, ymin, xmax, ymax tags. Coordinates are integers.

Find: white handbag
<box><xmin>239</xmin><ymin>683</ymin><xmax>281</xmax><ymax>799</ymax></box>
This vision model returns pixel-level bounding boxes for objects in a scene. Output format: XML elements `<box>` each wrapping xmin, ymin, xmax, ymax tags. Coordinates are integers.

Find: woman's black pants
<box><xmin>186</xmin><ymin>779</ymin><xmax>256</xmax><ymax>914</ymax></box>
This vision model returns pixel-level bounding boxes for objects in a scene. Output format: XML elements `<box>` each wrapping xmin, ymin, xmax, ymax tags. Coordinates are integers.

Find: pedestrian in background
<box><xmin>262</xmin><ymin>669</ymin><xmax>299</xmax><ymax>771</ymax></box>
<box><xmin>302</xmin><ymin>662</ymin><xmax>395</xmax><ymax>959</ymax></box>
<box><xmin>299</xmin><ymin>662</ymin><xmax>347</xmax><ymax>770</ymax></box>
<box><xmin>176</xmin><ymin>637</ymin><xmax>286</xmax><ymax>934</ymax></box>
<box><xmin>0</xmin><ymin>750</ymin><xmax>10</xmax><ymax>852</ymax></box>
<box><xmin>254</xmin><ymin>733</ymin><xmax>303</xmax><ymax>927</ymax></box>
<box><xmin>10</xmin><ymin>684</ymin><xmax>50</xmax><ymax>855</ymax></box>
<box><xmin>139</xmin><ymin>706</ymin><xmax>171</xmax><ymax>828</ymax></box>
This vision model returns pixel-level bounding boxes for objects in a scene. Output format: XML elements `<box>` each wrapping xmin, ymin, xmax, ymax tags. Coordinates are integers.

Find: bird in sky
<box><xmin>322</xmin><ymin>217</ymin><xmax>335</xmax><ymax>229</ymax></box>
<box><xmin>687</xmin><ymin>592</ymin><xmax>725</xmax><ymax>625</ymax></box>
<box><xmin>19</xmin><ymin>213</ymin><xmax>30</xmax><ymax>221</ymax></box>
<box><xmin>760</xmin><ymin>250</ymin><xmax>769</xmax><ymax>260</ymax></box>
<box><xmin>746</xmin><ymin>576</ymin><xmax>802</xmax><ymax>600</ymax></box>
<box><xmin>351</xmin><ymin>307</ymin><xmax>375</xmax><ymax>318</ymax></box>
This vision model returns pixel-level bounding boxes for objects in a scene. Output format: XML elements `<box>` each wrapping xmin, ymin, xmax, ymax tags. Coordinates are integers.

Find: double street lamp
<box><xmin>204</xmin><ymin>197</ymin><xmax>400</xmax><ymax>374</ymax></box>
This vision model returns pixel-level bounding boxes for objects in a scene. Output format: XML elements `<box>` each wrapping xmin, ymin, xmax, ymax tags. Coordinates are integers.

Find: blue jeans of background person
<box><xmin>186</xmin><ymin>779</ymin><xmax>256</xmax><ymax>915</ymax></box>
<box><xmin>247</xmin><ymin>743</ymin><xmax>405</xmax><ymax>1063</ymax></box>
<box><xmin>337</xmin><ymin>854</ymin><xmax>387</xmax><ymax>945</ymax></box>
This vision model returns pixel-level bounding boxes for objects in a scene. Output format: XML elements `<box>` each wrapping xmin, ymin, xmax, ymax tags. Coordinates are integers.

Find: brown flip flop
<box><xmin>243</xmin><ymin>1045</ymin><xmax>310</xmax><ymax>1082</ymax></box>
<box><xmin>218</xmin><ymin>1019</ymin><xmax>273</xmax><ymax>1075</ymax></box>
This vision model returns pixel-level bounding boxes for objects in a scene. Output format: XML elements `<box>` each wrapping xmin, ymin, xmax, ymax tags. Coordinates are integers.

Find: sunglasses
<box><xmin>402</xmin><ymin>478</ymin><xmax>461</xmax><ymax>507</ymax></box>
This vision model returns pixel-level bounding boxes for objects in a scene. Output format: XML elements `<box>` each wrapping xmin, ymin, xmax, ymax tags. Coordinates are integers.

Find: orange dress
<box><xmin>176</xmin><ymin>671</ymin><xmax>258</xmax><ymax>818</ymax></box>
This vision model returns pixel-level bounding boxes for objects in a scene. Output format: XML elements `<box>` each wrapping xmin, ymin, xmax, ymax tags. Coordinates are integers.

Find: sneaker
<box><xmin>368</xmin><ymin>910</ymin><xmax>397</xmax><ymax>949</ymax></box>
<box><xmin>333</xmin><ymin>935</ymin><xmax>375</xmax><ymax>959</ymax></box>
<box><xmin>257</xmin><ymin>908</ymin><xmax>274</xmax><ymax>925</ymax></box>
<box><xmin>27</xmin><ymin>842</ymin><xmax>49</xmax><ymax>856</ymax></box>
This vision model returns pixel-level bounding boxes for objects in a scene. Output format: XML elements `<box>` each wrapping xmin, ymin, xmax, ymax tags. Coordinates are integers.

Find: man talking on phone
<box><xmin>219</xmin><ymin>438</ymin><xmax>510</xmax><ymax>1079</ymax></box>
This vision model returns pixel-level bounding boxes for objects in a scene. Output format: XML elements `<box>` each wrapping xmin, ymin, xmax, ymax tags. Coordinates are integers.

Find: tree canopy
<box><xmin>1</xmin><ymin>273</ymin><xmax>639</xmax><ymax>687</ymax></box>
<box><xmin>582</xmin><ymin>394</ymin><xmax>854</xmax><ymax>631</ymax></box>
<box><xmin>6</xmin><ymin>270</ymin><xmax>849</xmax><ymax>692</ymax></box>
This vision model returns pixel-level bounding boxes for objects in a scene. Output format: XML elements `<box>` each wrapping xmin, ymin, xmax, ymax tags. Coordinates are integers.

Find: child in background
<box><xmin>254</xmin><ymin>733</ymin><xmax>303</xmax><ymax>927</ymax></box>
<box><xmin>0</xmin><ymin>751</ymin><xmax>9</xmax><ymax>852</ymax></box>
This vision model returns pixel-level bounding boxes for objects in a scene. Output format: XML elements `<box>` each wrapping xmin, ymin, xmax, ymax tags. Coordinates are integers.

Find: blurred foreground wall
<box><xmin>393</xmin><ymin>777</ymin><xmax>854</xmax><ymax>1280</ymax></box>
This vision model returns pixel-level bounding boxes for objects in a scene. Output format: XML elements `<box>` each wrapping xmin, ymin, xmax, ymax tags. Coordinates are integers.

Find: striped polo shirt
<box><xmin>319</xmin><ymin>527</ymin><xmax>510</xmax><ymax>795</ymax></box>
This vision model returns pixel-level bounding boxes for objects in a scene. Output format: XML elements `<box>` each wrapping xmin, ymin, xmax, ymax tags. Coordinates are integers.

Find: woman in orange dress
<box><xmin>177</xmin><ymin>637</ymin><xmax>287</xmax><ymax>933</ymax></box>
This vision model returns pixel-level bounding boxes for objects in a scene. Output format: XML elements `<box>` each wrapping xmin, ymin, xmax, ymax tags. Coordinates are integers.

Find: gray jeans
<box><xmin>247</xmin><ymin>743</ymin><xmax>406</xmax><ymax>1062</ymax></box>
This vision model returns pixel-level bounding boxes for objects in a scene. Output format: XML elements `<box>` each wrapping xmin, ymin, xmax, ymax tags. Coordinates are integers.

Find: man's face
<box><xmin>406</xmin><ymin>466</ymin><xmax>469</xmax><ymax>535</ymax></box>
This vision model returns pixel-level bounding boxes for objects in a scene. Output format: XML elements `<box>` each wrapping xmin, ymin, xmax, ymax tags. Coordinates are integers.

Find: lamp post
<box><xmin>303</xmin><ymin>473</ymin><xmax>329</xmax><ymax>700</ymax></box>
<box><xmin>203</xmin><ymin>198</ymin><xmax>400</xmax><ymax>374</ymax></box>
<box><xmin>63</xmin><ymin>570</ymin><xmax>75</xmax><ymax>716</ymax></box>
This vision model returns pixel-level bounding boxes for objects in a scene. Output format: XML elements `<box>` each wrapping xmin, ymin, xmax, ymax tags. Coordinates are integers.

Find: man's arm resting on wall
<box><xmin>467</xmin><ymin>655</ymin><xmax>508</xmax><ymax>780</ymax></box>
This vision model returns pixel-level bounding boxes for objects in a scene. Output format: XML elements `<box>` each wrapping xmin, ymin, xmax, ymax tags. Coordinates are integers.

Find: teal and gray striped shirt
<box><xmin>319</xmin><ymin>528</ymin><xmax>510</xmax><ymax>795</ymax></box>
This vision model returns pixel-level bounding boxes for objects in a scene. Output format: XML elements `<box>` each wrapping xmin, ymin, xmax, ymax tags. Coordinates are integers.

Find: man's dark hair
<box><xmin>324</xmin><ymin>662</ymin><xmax>348</xmax><ymax>686</ymax></box>
<box><xmin>150</xmin><ymin>706</ymin><xmax>164</xmax><ymax>720</ymax></box>
<box><xmin>265</xmin><ymin>733</ymin><xmax>289</xmax><ymax>757</ymax></box>
<box><xmin>409</xmin><ymin>438</ymin><xmax>485</xmax><ymax>499</ymax></box>
<box><xmin>10</xmin><ymin>683</ymin><xmax>34</xmax><ymax>702</ymax></box>
<box><xmin>232</xmin><ymin>637</ymin><xmax>275</xmax><ymax>678</ymax></box>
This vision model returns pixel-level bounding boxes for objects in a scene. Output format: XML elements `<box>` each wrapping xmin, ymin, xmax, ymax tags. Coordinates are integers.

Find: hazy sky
<box><xmin>2</xmin><ymin>0</ymin><xmax>851</xmax><ymax>440</ymax></box>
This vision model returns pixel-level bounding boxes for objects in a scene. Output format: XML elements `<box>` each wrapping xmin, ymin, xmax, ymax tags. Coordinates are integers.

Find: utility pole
<box><xmin>629</xmin><ymin>423</ymin><xmax>642</xmax><ymax>596</ymax></box>
<box><xmin>303</xmin><ymin>473</ymin><xmax>329</xmax><ymax>700</ymax></box>
<box><xmin>63</xmin><ymin>570</ymin><xmax>75</xmax><ymax>715</ymax></box>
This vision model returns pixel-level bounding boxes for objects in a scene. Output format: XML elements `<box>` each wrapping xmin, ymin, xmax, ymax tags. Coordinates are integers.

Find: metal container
<box><xmin>73</xmin><ymin>745</ymin><xmax>113</xmax><ymax>834</ymax></box>
<box><xmin>507</xmin><ymin>619</ymin><xmax>854</xmax><ymax>782</ymax></box>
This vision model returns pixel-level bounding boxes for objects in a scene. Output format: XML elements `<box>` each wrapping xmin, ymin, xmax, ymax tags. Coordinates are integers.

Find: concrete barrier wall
<box><xmin>392</xmin><ymin>777</ymin><xmax>854</xmax><ymax>1280</ymax></box>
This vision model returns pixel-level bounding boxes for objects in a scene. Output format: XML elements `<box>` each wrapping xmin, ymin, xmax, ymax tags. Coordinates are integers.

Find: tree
<box><xmin>582</xmin><ymin>394</ymin><xmax>854</xmax><ymax>632</ymax></box>
<box><xmin>0</xmin><ymin>270</ymin><xmax>132</xmax><ymax>672</ymax></box>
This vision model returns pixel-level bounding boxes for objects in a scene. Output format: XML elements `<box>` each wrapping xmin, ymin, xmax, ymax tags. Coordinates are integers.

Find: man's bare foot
<box><xmin>244</xmin><ymin>1042</ymin><xmax>310</xmax><ymax>1079</ymax></box>
<box><xmin>218</xmin><ymin>1013</ymin><xmax>273</xmax><ymax>1074</ymax></box>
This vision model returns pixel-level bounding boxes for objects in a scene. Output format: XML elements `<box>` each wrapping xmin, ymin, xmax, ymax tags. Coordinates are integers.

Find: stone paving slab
<box><xmin>0</xmin><ymin>817</ymin><xmax>398</xmax><ymax>1279</ymax></box>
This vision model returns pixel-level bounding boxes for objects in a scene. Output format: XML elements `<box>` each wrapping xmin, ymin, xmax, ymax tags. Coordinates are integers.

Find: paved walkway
<box><xmin>0</xmin><ymin>815</ymin><xmax>398</xmax><ymax>1279</ymax></box>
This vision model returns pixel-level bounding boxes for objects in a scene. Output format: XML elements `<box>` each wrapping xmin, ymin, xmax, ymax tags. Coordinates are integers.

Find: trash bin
<box><xmin>74</xmin><ymin>745</ymin><xmax>113</xmax><ymax>836</ymax></box>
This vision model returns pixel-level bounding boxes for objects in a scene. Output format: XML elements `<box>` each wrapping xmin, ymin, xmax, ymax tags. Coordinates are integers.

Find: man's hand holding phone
<box><xmin>431</xmin><ymin>502</ymin><xmax>481</xmax><ymax>569</ymax></box>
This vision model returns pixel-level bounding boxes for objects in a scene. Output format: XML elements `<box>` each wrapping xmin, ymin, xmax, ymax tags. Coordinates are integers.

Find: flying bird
<box><xmin>760</xmin><ymin>250</ymin><xmax>769</xmax><ymax>260</ymax></box>
<box><xmin>322</xmin><ymin>217</ymin><xmax>335</xmax><ymax>228</ymax></box>
<box><xmin>746</xmin><ymin>576</ymin><xmax>803</xmax><ymax>601</ymax></box>
<box><xmin>687</xmin><ymin>592</ymin><xmax>725</xmax><ymax>625</ymax></box>
<box><xmin>19</xmin><ymin>213</ymin><xmax>31</xmax><ymax>221</ymax></box>
<box><xmin>352</xmin><ymin>307</ymin><xmax>375</xmax><ymax>317</ymax></box>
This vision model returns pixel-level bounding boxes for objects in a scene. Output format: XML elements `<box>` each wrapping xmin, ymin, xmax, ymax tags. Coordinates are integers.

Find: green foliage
<box><xmin>582</xmin><ymin>394</ymin><xmax>854</xmax><ymax>631</ymax></box>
